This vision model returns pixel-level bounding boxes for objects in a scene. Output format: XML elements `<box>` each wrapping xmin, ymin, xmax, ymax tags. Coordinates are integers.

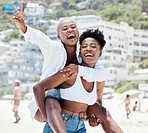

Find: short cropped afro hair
<box><xmin>79</xmin><ymin>28</ymin><xmax>106</xmax><ymax>50</ymax></box>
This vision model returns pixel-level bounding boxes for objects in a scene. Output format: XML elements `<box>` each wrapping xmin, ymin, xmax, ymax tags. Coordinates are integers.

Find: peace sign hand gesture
<box><xmin>13</xmin><ymin>4</ymin><xmax>27</xmax><ymax>33</ymax></box>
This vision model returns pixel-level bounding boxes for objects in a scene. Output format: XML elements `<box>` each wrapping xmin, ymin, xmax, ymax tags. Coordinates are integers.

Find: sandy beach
<box><xmin>0</xmin><ymin>99</ymin><xmax>148</xmax><ymax>133</ymax></box>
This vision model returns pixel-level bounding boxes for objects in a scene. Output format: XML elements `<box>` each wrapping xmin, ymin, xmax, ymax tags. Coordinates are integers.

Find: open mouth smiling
<box><xmin>84</xmin><ymin>53</ymin><xmax>93</xmax><ymax>57</ymax></box>
<box><xmin>67</xmin><ymin>34</ymin><xmax>76</xmax><ymax>40</ymax></box>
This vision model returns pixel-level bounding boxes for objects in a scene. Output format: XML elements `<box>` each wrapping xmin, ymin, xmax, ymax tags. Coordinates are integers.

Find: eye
<box><xmin>81</xmin><ymin>46</ymin><xmax>87</xmax><ymax>48</ymax></box>
<box><xmin>71</xmin><ymin>25</ymin><xmax>76</xmax><ymax>29</ymax></box>
<box><xmin>91</xmin><ymin>45</ymin><xmax>97</xmax><ymax>48</ymax></box>
<box><xmin>81</xmin><ymin>44</ymin><xmax>87</xmax><ymax>48</ymax></box>
<box><xmin>62</xmin><ymin>27</ymin><xmax>67</xmax><ymax>31</ymax></box>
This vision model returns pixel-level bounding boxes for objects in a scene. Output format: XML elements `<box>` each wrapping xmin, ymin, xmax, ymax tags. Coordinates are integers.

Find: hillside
<box><xmin>53</xmin><ymin>0</ymin><xmax>148</xmax><ymax>30</ymax></box>
<box><xmin>0</xmin><ymin>0</ymin><xmax>148</xmax><ymax>31</ymax></box>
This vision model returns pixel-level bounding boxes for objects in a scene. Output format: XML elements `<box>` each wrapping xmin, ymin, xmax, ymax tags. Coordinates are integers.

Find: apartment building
<box><xmin>0</xmin><ymin>40</ymin><xmax>43</xmax><ymax>87</ymax></box>
<box><xmin>24</xmin><ymin>3</ymin><xmax>45</xmax><ymax>26</ymax></box>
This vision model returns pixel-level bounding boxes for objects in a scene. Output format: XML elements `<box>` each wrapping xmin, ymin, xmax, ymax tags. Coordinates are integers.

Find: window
<box><xmin>134</xmin><ymin>42</ymin><xmax>139</xmax><ymax>46</ymax></box>
<box><xmin>134</xmin><ymin>34</ymin><xmax>139</xmax><ymax>37</ymax></box>
<box><xmin>141</xmin><ymin>43</ymin><xmax>148</xmax><ymax>47</ymax></box>
<box><xmin>109</xmin><ymin>36</ymin><xmax>111</xmax><ymax>40</ymax></box>
<box><xmin>142</xmin><ymin>35</ymin><xmax>147</xmax><ymax>38</ymax></box>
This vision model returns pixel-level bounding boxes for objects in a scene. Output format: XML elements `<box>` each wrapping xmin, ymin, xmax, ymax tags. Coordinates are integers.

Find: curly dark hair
<box><xmin>79</xmin><ymin>28</ymin><xmax>106</xmax><ymax>50</ymax></box>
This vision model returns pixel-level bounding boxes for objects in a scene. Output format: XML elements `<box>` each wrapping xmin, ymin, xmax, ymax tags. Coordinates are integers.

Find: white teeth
<box><xmin>85</xmin><ymin>53</ymin><xmax>93</xmax><ymax>57</ymax></box>
<box><xmin>68</xmin><ymin>34</ymin><xmax>75</xmax><ymax>38</ymax></box>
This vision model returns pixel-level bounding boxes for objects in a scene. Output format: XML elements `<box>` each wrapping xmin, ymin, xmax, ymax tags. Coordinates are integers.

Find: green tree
<box><xmin>126</xmin><ymin>55</ymin><xmax>133</xmax><ymax>74</ymax></box>
<box><xmin>139</xmin><ymin>59</ymin><xmax>148</xmax><ymax>69</ymax></box>
<box><xmin>57</xmin><ymin>8</ymin><xmax>66</xmax><ymax>18</ymax></box>
<box><xmin>69</xmin><ymin>2</ymin><xmax>79</xmax><ymax>10</ymax></box>
<box><xmin>129</xmin><ymin>65</ymin><xmax>137</xmax><ymax>74</ymax></box>
<box><xmin>29</xmin><ymin>76</ymin><xmax>40</xmax><ymax>82</ymax></box>
<box><xmin>0</xmin><ymin>88</ymin><xmax>4</xmax><ymax>97</ymax></box>
<box><xmin>4</xmin><ymin>30</ymin><xmax>23</xmax><ymax>42</ymax></box>
<box><xmin>62</xmin><ymin>0</ymin><xmax>70</xmax><ymax>10</ymax></box>
<box><xmin>7</xmin><ymin>87</ymin><xmax>13</xmax><ymax>95</ymax></box>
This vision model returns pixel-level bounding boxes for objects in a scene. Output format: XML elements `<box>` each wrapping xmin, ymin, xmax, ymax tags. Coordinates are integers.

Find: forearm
<box><xmin>20</xmin><ymin>25</ymin><xmax>27</xmax><ymax>33</ymax></box>
<box><xmin>33</xmin><ymin>86</ymin><xmax>46</xmax><ymax>120</ymax></box>
<box><xmin>33</xmin><ymin>71</ymin><xmax>69</xmax><ymax>119</ymax></box>
<box><xmin>21</xmin><ymin>26</ymin><xmax>48</xmax><ymax>44</ymax></box>
<box><xmin>96</xmin><ymin>81</ymin><xmax>104</xmax><ymax>106</ymax></box>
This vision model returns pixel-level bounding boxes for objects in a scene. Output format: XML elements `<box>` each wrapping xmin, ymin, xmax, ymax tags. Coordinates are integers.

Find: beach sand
<box><xmin>0</xmin><ymin>99</ymin><xmax>148</xmax><ymax>133</ymax></box>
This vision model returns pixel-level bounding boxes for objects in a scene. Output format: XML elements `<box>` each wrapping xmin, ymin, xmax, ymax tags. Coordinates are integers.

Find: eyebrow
<box><xmin>61</xmin><ymin>24</ymin><xmax>76</xmax><ymax>28</ymax></box>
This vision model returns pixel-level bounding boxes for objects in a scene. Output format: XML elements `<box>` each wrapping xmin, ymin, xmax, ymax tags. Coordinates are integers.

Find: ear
<box><xmin>99</xmin><ymin>51</ymin><xmax>102</xmax><ymax>57</ymax></box>
<box><xmin>57</xmin><ymin>34</ymin><xmax>61</xmax><ymax>40</ymax></box>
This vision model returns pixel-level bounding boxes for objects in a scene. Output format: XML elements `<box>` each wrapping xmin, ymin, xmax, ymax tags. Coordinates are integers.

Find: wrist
<box><xmin>21</xmin><ymin>25</ymin><xmax>27</xmax><ymax>33</ymax></box>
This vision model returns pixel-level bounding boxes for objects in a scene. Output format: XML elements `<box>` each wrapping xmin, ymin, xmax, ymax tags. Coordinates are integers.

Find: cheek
<box><xmin>59</xmin><ymin>32</ymin><xmax>66</xmax><ymax>40</ymax></box>
<box><xmin>94</xmin><ymin>50</ymin><xmax>100</xmax><ymax>57</ymax></box>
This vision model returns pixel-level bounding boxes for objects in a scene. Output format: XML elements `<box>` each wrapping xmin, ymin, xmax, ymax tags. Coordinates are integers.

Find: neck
<box><xmin>64</xmin><ymin>45</ymin><xmax>77</xmax><ymax>66</ymax></box>
<box><xmin>81</xmin><ymin>62</ymin><xmax>95</xmax><ymax>68</ymax></box>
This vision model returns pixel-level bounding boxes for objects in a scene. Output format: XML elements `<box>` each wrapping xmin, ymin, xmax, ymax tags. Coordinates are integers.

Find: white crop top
<box><xmin>60</xmin><ymin>76</ymin><xmax>97</xmax><ymax>105</ymax></box>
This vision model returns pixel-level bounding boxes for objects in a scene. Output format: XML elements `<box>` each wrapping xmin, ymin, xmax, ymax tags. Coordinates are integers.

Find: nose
<box><xmin>86</xmin><ymin>45</ymin><xmax>91</xmax><ymax>51</ymax></box>
<box><xmin>67</xmin><ymin>27</ymin><xmax>73</xmax><ymax>32</ymax></box>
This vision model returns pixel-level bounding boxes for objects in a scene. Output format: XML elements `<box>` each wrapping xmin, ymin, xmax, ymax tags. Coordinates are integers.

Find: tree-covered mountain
<box><xmin>0</xmin><ymin>0</ymin><xmax>148</xmax><ymax>32</ymax></box>
<box><xmin>55</xmin><ymin>0</ymin><xmax>148</xmax><ymax>30</ymax></box>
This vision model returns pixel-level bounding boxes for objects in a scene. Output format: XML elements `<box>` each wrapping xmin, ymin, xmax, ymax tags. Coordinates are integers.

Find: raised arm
<box><xmin>13</xmin><ymin>5</ymin><xmax>27</xmax><ymax>33</ymax></box>
<box><xmin>13</xmin><ymin>5</ymin><xmax>58</xmax><ymax>58</ymax></box>
<box><xmin>33</xmin><ymin>68</ymin><xmax>73</xmax><ymax>120</ymax></box>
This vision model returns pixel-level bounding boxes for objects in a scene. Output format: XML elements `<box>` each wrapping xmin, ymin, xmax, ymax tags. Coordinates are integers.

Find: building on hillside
<box><xmin>99</xmin><ymin>48</ymin><xmax>132</xmax><ymax>86</ymax></box>
<box><xmin>24</xmin><ymin>3</ymin><xmax>45</xmax><ymax>26</ymax></box>
<box><xmin>0</xmin><ymin>40</ymin><xmax>43</xmax><ymax>88</ymax></box>
<box><xmin>132</xmin><ymin>30</ymin><xmax>148</xmax><ymax>62</ymax></box>
<box><xmin>0</xmin><ymin>29</ymin><xmax>13</xmax><ymax>42</ymax></box>
<box><xmin>3</xmin><ymin>3</ymin><xmax>22</xmax><ymax>14</ymax></box>
<box><xmin>127</xmin><ymin>69</ymin><xmax>148</xmax><ymax>81</ymax></box>
<box><xmin>51</xmin><ymin>2</ymin><xmax>62</xmax><ymax>11</ymax></box>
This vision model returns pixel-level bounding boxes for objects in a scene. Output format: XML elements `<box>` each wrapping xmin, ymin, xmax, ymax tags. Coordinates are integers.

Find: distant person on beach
<box><xmin>132</xmin><ymin>101</ymin><xmax>138</xmax><ymax>111</ymax></box>
<box><xmin>11</xmin><ymin>80</ymin><xmax>22</xmax><ymax>123</ymax></box>
<box><xmin>138</xmin><ymin>93</ymin><xmax>146</xmax><ymax>112</ymax></box>
<box><xmin>120</xmin><ymin>94</ymin><xmax>131</xmax><ymax>119</ymax></box>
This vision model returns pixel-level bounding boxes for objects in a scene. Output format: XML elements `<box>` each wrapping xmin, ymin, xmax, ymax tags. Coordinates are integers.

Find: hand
<box><xmin>12</xmin><ymin>4</ymin><xmax>27</xmax><ymax>33</ymax></box>
<box><xmin>61</xmin><ymin>114</ymin><xmax>67</xmax><ymax>123</ymax></box>
<box><xmin>89</xmin><ymin>114</ymin><xmax>100</xmax><ymax>127</ymax></box>
<box><xmin>61</xmin><ymin>64</ymin><xmax>78</xmax><ymax>79</ymax></box>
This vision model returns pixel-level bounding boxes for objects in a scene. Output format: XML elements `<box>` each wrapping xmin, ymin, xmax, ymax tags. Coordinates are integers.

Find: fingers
<box><xmin>61</xmin><ymin>64</ymin><xmax>78</xmax><ymax>75</ymax></box>
<box><xmin>67</xmin><ymin>72</ymin><xmax>77</xmax><ymax>79</ymax></box>
<box><xmin>60</xmin><ymin>70</ymin><xmax>72</xmax><ymax>77</ymax></box>
<box><xmin>61</xmin><ymin>114</ymin><xmax>64</xmax><ymax>117</ymax></box>
<box><xmin>20</xmin><ymin>4</ymin><xmax>23</xmax><ymax>15</ymax></box>
<box><xmin>61</xmin><ymin>114</ymin><xmax>67</xmax><ymax>123</ymax></box>
<box><xmin>60</xmin><ymin>66</ymin><xmax>71</xmax><ymax>72</ymax></box>
<box><xmin>62</xmin><ymin>118</ymin><xmax>67</xmax><ymax>123</ymax></box>
<box><xmin>12</xmin><ymin>14</ymin><xmax>21</xmax><ymax>21</ymax></box>
<box><xmin>13</xmin><ymin>6</ymin><xmax>20</xmax><ymax>15</ymax></box>
<box><xmin>89</xmin><ymin>114</ymin><xmax>100</xmax><ymax>127</ymax></box>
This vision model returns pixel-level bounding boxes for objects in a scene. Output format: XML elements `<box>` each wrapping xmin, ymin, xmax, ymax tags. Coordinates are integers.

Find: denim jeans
<box><xmin>43</xmin><ymin>112</ymin><xmax>86</xmax><ymax>133</ymax></box>
<box><xmin>45</xmin><ymin>89</ymin><xmax>61</xmax><ymax>100</ymax></box>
